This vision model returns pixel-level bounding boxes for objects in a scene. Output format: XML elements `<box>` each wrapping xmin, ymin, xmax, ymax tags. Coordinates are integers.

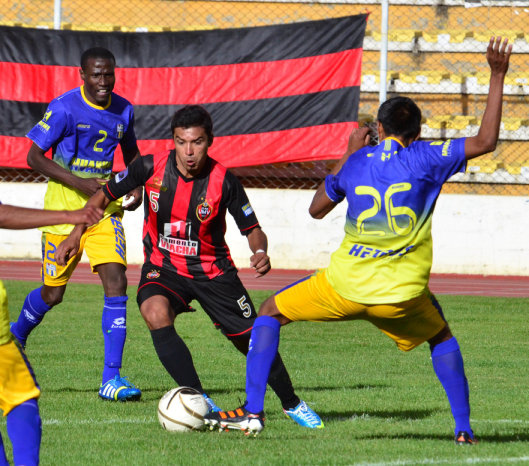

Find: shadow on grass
<box><xmin>322</xmin><ymin>408</ymin><xmax>434</xmax><ymax>422</ymax></box>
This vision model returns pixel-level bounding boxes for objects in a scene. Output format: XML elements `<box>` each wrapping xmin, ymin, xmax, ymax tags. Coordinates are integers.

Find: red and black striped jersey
<box><xmin>103</xmin><ymin>150</ymin><xmax>260</xmax><ymax>280</ymax></box>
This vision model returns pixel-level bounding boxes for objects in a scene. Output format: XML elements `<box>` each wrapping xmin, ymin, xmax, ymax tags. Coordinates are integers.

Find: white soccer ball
<box><xmin>157</xmin><ymin>386</ymin><xmax>208</xmax><ymax>432</ymax></box>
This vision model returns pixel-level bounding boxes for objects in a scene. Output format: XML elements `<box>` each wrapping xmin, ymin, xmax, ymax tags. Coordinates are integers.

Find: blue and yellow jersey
<box><xmin>325</xmin><ymin>137</ymin><xmax>466</xmax><ymax>304</ymax></box>
<box><xmin>27</xmin><ymin>86</ymin><xmax>137</xmax><ymax>235</ymax></box>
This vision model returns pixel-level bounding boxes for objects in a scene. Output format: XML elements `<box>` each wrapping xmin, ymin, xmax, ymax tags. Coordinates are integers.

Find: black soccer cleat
<box><xmin>204</xmin><ymin>406</ymin><xmax>265</xmax><ymax>437</ymax></box>
<box><xmin>455</xmin><ymin>431</ymin><xmax>477</xmax><ymax>445</ymax></box>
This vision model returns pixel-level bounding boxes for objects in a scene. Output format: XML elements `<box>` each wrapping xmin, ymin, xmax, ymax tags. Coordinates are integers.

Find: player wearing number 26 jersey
<box><xmin>325</xmin><ymin>137</ymin><xmax>465</xmax><ymax>304</ymax></box>
<box><xmin>206</xmin><ymin>37</ymin><xmax>512</xmax><ymax>441</ymax></box>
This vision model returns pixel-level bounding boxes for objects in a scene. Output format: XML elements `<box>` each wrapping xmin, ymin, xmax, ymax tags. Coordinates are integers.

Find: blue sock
<box><xmin>102</xmin><ymin>295</ymin><xmax>127</xmax><ymax>385</ymax></box>
<box><xmin>11</xmin><ymin>287</ymin><xmax>51</xmax><ymax>346</ymax></box>
<box><xmin>245</xmin><ymin>316</ymin><xmax>281</xmax><ymax>414</ymax></box>
<box><xmin>7</xmin><ymin>399</ymin><xmax>41</xmax><ymax>466</ymax></box>
<box><xmin>0</xmin><ymin>434</ymin><xmax>8</xmax><ymax>466</ymax></box>
<box><xmin>431</xmin><ymin>337</ymin><xmax>472</xmax><ymax>437</ymax></box>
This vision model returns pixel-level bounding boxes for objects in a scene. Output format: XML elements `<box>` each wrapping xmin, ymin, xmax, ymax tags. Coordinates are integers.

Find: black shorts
<box><xmin>136</xmin><ymin>263</ymin><xmax>257</xmax><ymax>337</ymax></box>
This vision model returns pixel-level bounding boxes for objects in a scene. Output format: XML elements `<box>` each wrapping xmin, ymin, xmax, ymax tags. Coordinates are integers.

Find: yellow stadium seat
<box><xmin>501</xmin><ymin>118</ymin><xmax>529</xmax><ymax>132</ymax></box>
<box><xmin>425</xmin><ymin>115</ymin><xmax>477</xmax><ymax>130</ymax></box>
<box><xmin>371</xmin><ymin>29</ymin><xmax>422</xmax><ymax>42</ymax></box>
<box><xmin>398</xmin><ymin>71</ymin><xmax>450</xmax><ymax>84</ymax></box>
<box><xmin>473</xmin><ymin>30</ymin><xmax>523</xmax><ymax>43</ymax></box>
<box><xmin>504</xmin><ymin>73</ymin><xmax>529</xmax><ymax>86</ymax></box>
<box><xmin>466</xmin><ymin>160</ymin><xmax>499</xmax><ymax>174</ymax></box>
<box><xmin>422</xmin><ymin>30</ymin><xmax>472</xmax><ymax>43</ymax></box>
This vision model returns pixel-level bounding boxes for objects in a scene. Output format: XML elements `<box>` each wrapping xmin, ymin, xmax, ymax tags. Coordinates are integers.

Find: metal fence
<box><xmin>1</xmin><ymin>0</ymin><xmax>528</xmax><ymax>195</ymax></box>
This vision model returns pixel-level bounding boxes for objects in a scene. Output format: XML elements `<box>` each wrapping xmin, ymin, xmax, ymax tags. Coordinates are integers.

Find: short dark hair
<box><xmin>170</xmin><ymin>105</ymin><xmax>213</xmax><ymax>143</ymax></box>
<box><xmin>80</xmin><ymin>47</ymin><xmax>116</xmax><ymax>70</ymax></box>
<box><xmin>377</xmin><ymin>96</ymin><xmax>422</xmax><ymax>141</ymax></box>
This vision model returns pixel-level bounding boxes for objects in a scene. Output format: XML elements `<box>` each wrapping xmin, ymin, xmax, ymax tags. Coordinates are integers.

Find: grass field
<box><xmin>1</xmin><ymin>280</ymin><xmax>529</xmax><ymax>465</ymax></box>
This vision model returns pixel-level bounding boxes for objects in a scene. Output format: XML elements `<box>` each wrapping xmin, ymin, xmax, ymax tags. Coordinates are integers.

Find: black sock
<box><xmin>267</xmin><ymin>352</ymin><xmax>300</xmax><ymax>410</ymax></box>
<box><xmin>150</xmin><ymin>326</ymin><xmax>203</xmax><ymax>392</ymax></box>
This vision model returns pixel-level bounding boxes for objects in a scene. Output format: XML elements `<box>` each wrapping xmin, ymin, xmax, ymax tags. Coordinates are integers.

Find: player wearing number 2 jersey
<box><xmin>10</xmin><ymin>47</ymin><xmax>142</xmax><ymax>401</ymax></box>
<box><xmin>57</xmin><ymin>105</ymin><xmax>323</xmax><ymax>428</ymax></box>
<box><xmin>206</xmin><ymin>36</ymin><xmax>512</xmax><ymax>441</ymax></box>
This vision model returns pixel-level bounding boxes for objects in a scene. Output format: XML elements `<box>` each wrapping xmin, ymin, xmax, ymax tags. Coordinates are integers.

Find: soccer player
<box><xmin>0</xmin><ymin>202</ymin><xmax>102</xmax><ymax>466</ymax></box>
<box><xmin>204</xmin><ymin>36</ymin><xmax>512</xmax><ymax>441</ymax></box>
<box><xmin>10</xmin><ymin>47</ymin><xmax>143</xmax><ymax>401</ymax></box>
<box><xmin>56</xmin><ymin>105</ymin><xmax>323</xmax><ymax>428</ymax></box>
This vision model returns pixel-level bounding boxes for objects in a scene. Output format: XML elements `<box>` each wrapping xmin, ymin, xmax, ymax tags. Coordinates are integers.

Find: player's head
<box><xmin>79</xmin><ymin>47</ymin><xmax>116</xmax><ymax>107</ymax></box>
<box><xmin>377</xmin><ymin>96</ymin><xmax>422</xmax><ymax>143</ymax></box>
<box><xmin>171</xmin><ymin>105</ymin><xmax>214</xmax><ymax>144</ymax></box>
<box><xmin>171</xmin><ymin>105</ymin><xmax>213</xmax><ymax>178</ymax></box>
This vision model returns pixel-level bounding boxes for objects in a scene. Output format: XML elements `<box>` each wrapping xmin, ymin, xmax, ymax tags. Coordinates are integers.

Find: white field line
<box><xmin>355</xmin><ymin>458</ymin><xmax>529</xmax><ymax>466</ymax></box>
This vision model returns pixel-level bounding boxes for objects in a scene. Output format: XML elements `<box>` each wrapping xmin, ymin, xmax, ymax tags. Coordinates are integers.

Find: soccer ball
<box><xmin>157</xmin><ymin>386</ymin><xmax>208</xmax><ymax>432</ymax></box>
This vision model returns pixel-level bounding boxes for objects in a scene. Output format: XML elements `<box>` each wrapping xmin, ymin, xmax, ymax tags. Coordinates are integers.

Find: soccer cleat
<box><xmin>455</xmin><ymin>431</ymin><xmax>477</xmax><ymax>445</ymax></box>
<box><xmin>204</xmin><ymin>406</ymin><xmax>265</xmax><ymax>436</ymax></box>
<box><xmin>203</xmin><ymin>393</ymin><xmax>222</xmax><ymax>413</ymax></box>
<box><xmin>98</xmin><ymin>375</ymin><xmax>141</xmax><ymax>401</ymax></box>
<box><xmin>284</xmin><ymin>400</ymin><xmax>324</xmax><ymax>429</ymax></box>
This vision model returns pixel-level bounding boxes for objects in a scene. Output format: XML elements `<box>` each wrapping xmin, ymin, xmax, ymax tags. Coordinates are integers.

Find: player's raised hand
<box><xmin>346</xmin><ymin>126</ymin><xmax>371</xmax><ymax>154</ymax></box>
<box><xmin>250</xmin><ymin>250</ymin><xmax>271</xmax><ymax>278</ymax></box>
<box><xmin>487</xmin><ymin>36</ymin><xmax>512</xmax><ymax>76</ymax></box>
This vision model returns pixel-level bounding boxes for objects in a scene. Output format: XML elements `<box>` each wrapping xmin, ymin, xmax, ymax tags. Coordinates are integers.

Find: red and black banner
<box><xmin>0</xmin><ymin>15</ymin><xmax>366</xmax><ymax>169</ymax></box>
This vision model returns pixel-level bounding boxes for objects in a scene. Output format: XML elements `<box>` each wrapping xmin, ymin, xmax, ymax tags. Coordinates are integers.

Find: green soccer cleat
<box><xmin>98</xmin><ymin>375</ymin><xmax>141</xmax><ymax>401</ymax></box>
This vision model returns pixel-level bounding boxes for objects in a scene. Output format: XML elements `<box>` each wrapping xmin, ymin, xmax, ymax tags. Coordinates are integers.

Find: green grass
<box><xmin>2</xmin><ymin>280</ymin><xmax>529</xmax><ymax>465</ymax></box>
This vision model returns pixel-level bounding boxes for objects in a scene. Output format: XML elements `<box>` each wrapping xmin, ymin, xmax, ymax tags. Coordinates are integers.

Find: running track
<box><xmin>2</xmin><ymin>260</ymin><xmax>529</xmax><ymax>297</ymax></box>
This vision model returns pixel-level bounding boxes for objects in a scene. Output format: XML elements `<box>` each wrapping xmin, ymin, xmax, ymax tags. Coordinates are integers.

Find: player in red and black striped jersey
<box><xmin>56</xmin><ymin>105</ymin><xmax>322</xmax><ymax>427</ymax></box>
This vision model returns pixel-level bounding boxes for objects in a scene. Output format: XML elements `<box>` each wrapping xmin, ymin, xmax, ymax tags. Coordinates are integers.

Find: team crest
<box><xmin>196</xmin><ymin>199</ymin><xmax>212</xmax><ymax>222</ymax></box>
<box><xmin>117</xmin><ymin>123</ymin><xmax>124</xmax><ymax>139</ymax></box>
<box><xmin>146</xmin><ymin>269</ymin><xmax>160</xmax><ymax>279</ymax></box>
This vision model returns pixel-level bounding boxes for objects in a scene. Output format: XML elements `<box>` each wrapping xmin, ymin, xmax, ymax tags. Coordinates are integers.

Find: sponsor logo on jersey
<box><xmin>348</xmin><ymin>243</ymin><xmax>415</xmax><ymax>259</ymax></box>
<box><xmin>242</xmin><ymin>203</ymin><xmax>254</xmax><ymax>216</ymax></box>
<box><xmin>196</xmin><ymin>200</ymin><xmax>212</xmax><ymax>222</ymax></box>
<box><xmin>76</xmin><ymin>123</ymin><xmax>90</xmax><ymax>129</ymax></box>
<box><xmin>146</xmin><ymin>269</ymin><xmax>160</xmax><ymax>279</ymax></box>
<box><xmin>146</xmin><ymin>176</ymin><xmax>167</xmax><ymax>192</ymax></box>
<box><xmin>71</xmin><ymin>158</ymin><xmax>113</xmax><ymax>175</ymax></box>
<box><xmin>117</xmin><ymin>123</ymin><xmax>124</xmax><ymax>139</ymax></box>
<box><xmin>158</xmin><ymin>235</ymin><xmax>198</xmax><ymax>256</ymax></box>
<box><xmin>46</xmin><ymin>262</ymin><xmax>56</xmax><ymax>277</ymax></box>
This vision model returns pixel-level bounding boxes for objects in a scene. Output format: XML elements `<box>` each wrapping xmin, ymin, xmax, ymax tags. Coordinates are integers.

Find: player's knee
<box><xmin>41</xmin><ymin>286</ymin><xmax>64</xmax><ymax>307</ymax></box>
<box><xmin>257</xmin><ymin>295</ymin><xmax>281</xmax><ymax>318</ymax></box>
<box><xmin>139</xmin><ymin>302</ymin><xmax>173</xmax><ymax>330</ymax></box>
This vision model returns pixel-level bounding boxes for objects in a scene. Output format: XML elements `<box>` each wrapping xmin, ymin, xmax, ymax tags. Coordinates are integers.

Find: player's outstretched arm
<box><xmin>247</xmin><ymin>227</ymin><xmax>271</xmax><ymax>278</ymax></box>
<box><xmin>27</xmin><ymin>143</ymin><xmax>106</xmax><ymax>196</ymax></box>
<box><xmin>121</xmin><ymin>145</ymin><xmax>143</xmax><ymax>211</ymax></box>
<box><xmin>465</xmin><ymin>36</ymin><xmax>512</xmax><ymax>160</ymax></box>
<box><xmin>309</xmin><ymin>126</ymin><xmax>370</xmax><ymax>219</ymax></box>
<box><xmin>55</xmin><ymin>189</ymin><xmax>110</xmax><ymax>265</ymax></box>
<box><xmin>0</xmin><ymin>204</ymin><xmax>102</xmax><ymax>230</ymax></box>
